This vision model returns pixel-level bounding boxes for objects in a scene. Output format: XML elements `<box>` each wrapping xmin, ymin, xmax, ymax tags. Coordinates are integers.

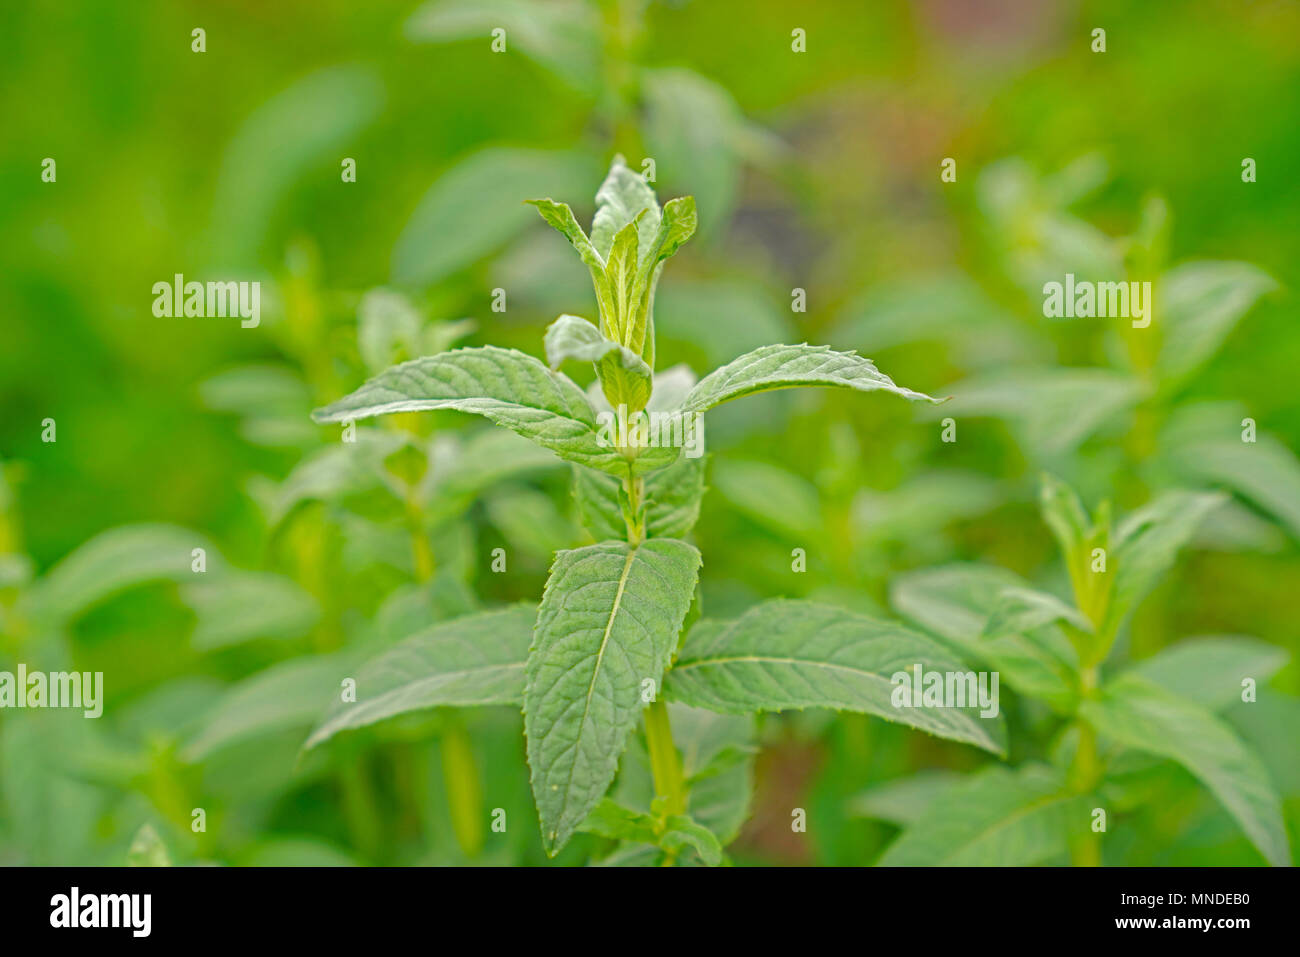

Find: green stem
<box><xmin>1068</xmin><ymin>666</ymin><xmax>1102</xmax><ymax>867</ymax></box>
<box><xmin>644</xmin><ymin>697</ymin><xmax>687</xmax><ymax>818</ymax></box>
<box><xmin>440</xmin><ymin>714</ymin><xmax>485</xmax><ymax>859</ymax></box>
<box><xmin>340</xmin><ymin>747</ymin><xmax>383</xmax><ymax>861</ymax></box>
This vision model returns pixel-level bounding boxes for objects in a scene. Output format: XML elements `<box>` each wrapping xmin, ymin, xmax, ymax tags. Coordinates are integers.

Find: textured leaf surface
<box><xmin>312</xmin><ymin>346</ymin><xmax>674</xmax><ymax>477</ymax></box>
<box><xmin>679</xmin><ymin>344</ymin><xmax>939</xmax><ymax>414</ymax></box>
<box><xmin>525</xmin><ymin>539</ymin><xmax>701</xmax><ymax>854</ymax></box>
<box><xmin>878</xmin><ymin>764</ymin><xmax>1080</xmax><ymax>865</ymax></box>
<box><xmin>665</xmin><ymin>600</ymin><xmax>1006</xmax><ymax>754</ymax></box>
<box><xmin>590</xmin><ymin>156</ymin><xmax>660</xmax><ymax>262</ymax></box>
<box><xmin>573</xmin><ymin>454</ymin><xmax>706</xmax><ymax>541</ymax></box>
<box><xmin>305</xmin><ymin>605</ymin><xmax>536</xmax><ymax>750</ymax></box>
<box><xmin>1081</xmin><ymin>674</ymin><xmax>1289</xmax><ymax>866</ymax></box>
<box><xmin>543</xmin><ymin>313</ymin><xmax>651</xmax><ymax>409</ymax></box>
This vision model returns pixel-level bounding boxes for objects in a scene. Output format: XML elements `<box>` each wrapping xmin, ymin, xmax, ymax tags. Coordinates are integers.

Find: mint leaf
<box><xmin>311</xmin><ymin>346</ymin><xmax>676</xmax><ymax>477</ymax></box>
<box><xmin>1081</xmin><ymin>674</ymin><xmax>1289</xmax><ymax>866</ymax></box>
<box><xmin>304</xmin><ymin>605</ymin><xmax>536</xmax><ymax>750</ymax></box>
<box><xmin>573</xmin><ymin>454</ymin><xmax>706</xmax><ymax>541</ymax></box>
<box><xmin>590</xmin><ymin>155</ymin><xmax>659</xmax><ymax>262</ymax></box>
<box><xmin>1105</xmin><ymin>489</ymin><xmax>1225</xmax><ymax>633</ymax></box>
<box><xmin>1157</xmin><ymin>261</ymin><xmax>1276</xmax><ymax>385</ymax></box>
<box><xmin>890</xmin><ymin>564</ymin><xmax>1080</xmax><ymax>712</ymax></box>
<box><xmin>525</xmin><ymin>539</ymin><xmax>701</xmax><ymax>855</ymax></box>
<box><xmin>543</xmin><ymin>313</ymin><xmax>651</xmax><ymax>411</ymax></box>
<box><xmin>665</xmin><ymin>600</ymin><xmax>1007</xmax><ymax>755</ymax></box>
<box><xmin>679</xmin><ymin>344</ymin><xmax>939</xmax><ymax>414</ymax></box>
<box><xmin>24</xmin><ymin>524</ymin><xmax>223</xmax><ymax>626</ymax></box>
<box><xmin>878</xmin><ymin>764</ymin><xmax>1082</xmax><ymax>866</ymax></box>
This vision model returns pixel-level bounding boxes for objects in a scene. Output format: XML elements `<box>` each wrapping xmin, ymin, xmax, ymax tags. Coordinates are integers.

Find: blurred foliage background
<box><xmin>1</xmin><ymin>0</ymin><xmax>1297</xmax><ymax>865</ymax></box>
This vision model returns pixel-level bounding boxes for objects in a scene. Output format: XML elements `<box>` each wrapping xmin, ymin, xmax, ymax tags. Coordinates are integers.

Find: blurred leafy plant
<box><xmin>875</xmin><ymin>473</ymin><xmax>1292</xmax><ymax>866</ymax></box>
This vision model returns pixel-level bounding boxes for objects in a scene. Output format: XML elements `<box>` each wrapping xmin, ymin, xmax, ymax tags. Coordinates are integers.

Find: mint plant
<box><xmin>879</xmin><ymin>473</ymin><xmax>1291</xmax><ymax>866</ymax></box>
<box><xmin>305</xmin><ymin>156</ymin><xmax>1004</xmax><ymax>863</ymax></box>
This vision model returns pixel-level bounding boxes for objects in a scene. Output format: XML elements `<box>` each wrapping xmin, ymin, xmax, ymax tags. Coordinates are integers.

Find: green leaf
<box><xmin>660</xmin><ymin>816</ymin><xmax>723</xmax><ymax>866</ymax></box>
<box><xmin>126</xmin><ymin>824</ymin><xmax>172</xmax><ymax>867</ymax></box>
<box><xmin>983</xmin><ymin>586</ymin><xmax>1094</xmax><ymax>639</ymax></box>
<box><xmin>1129</xmin><ymin>636</ymin><xmax>1287</xmax><ymax>712</ymax></box>
<box><xmin>304</xmin><ymin>605</ymin><xmax>535</xmax><ymax>750</ymax></box>
<box><xmin>406</xmin><ymin>0</ymin><xmax>601</xmax><ymax>94</ymax></box>
<box><xmin>679</xmin><ymin>344</ymin><xmax>939</xmax><ymax>415</ymax></box>
<box><xmin>1038</xmin><ymin>472</ymin><xmax>1092</xmax><ymax>560</ymax></box>
<box><xmin>357</xmin><ymin>289</ymin><xmax>426</xmax><ymax>375</ymax></box>
<box><xmin>264</xmin><ymin>430</ymin><xmax>410</xmax><ymax>525</ymax></box>
<box><xmin>590</xmin><ymin>155</ymin><xmax>660</xmax><ymax>263</ymax></box>
<box><xmin>1156</xmin><ymin>261</ymin><xmax>1276</xmax><ymax>385</ymax></box>
<box><xmin>184</xmin><ymin>653</ymin><xmax>353</xmax><ymax>762</ymax></box>
<box><xmin>626</xmin><ymin>196</ymin><xmax>697</xmax><ymax>356</ymax></box>
<box><xmin>890</xmin><ymin>565</ymin><xmax>1080</xmax><ymax>712</ymax></box>
<box><xmin>929</xmin><ymin>368</ymin><xmax>1143</xmax><ymax>454</ymax></box>
<box><xmin>711</xmin><ymin>459</ymin><xmax>821</xmax><ymax>541</ymax></box>
<box><xmin>181</xmin><ymin>571</ymin><xmax>320</xmax><ymax>651</ymax></box>
<box><xmin>1105</xmin><ymin>489</ymin><xmax>1225</xmax><ymax>633</ymax></box>
<box><xmin>611</xmin><ymin>705</ymin><xmax>756</xmax><ymax>846</ymax></box>
<box><xmin>543</xmin><ymin>314</ymin><xmax>651</xmax><ymax>411</ymax></box>
<box><xmin>573</xmin><ymin>454</ymin><xmax>706</xmax><ymax>541</ymax></box>
<box><xmin>526</xmin><ymin>201</ymin><xmax>613</xmax><ymax>324</ymax></box>
<box><xmin>878</xmin><ymin>764</ymin><xmax>1081</xmax><ymax>866</ymax></box>
<box><xmin>311</xmin><ymin>346</ymin><xmax>676</xmax><ymax>477</ymax></box>
<box><xmin>484</xmin><ymin>486</ymin><xmax>578</xmax><ymax>560</ymax></box>
<box><xmin>665</xmin><ymin>600</ymin><xmax>1007</xmax><ymax>755</ymax></box>
<box><xmin>391</xmin><ymin>148</ymin><xmax>598</xmax><ymax>287</ymax></box>
<box><xmin>1081</xmin><ymin>674</ymin><xmax>1289</xmax><ymax>866</ymax></box>
<box><xmin>210</xmin><ymin>66</ymin><xmax>382</xmax><ymax>266</ymax></box>
<box><xmin>579</xmin><ymin>800</ymin><xmax>723</xmax><ymax>866</ymax></box>
<box><xmin>1163</xmin><ymin>425</ymin><xmax>1300</xmax><ymax>542</ymax></box>
<box><xmin>524</xmin><ymin>538</ymin><xmax>701</xmax><ymax>855</ymax></box>
<box><xmin>847</xmin><ymin>770</ymin><xmax>962</xmax><ymax>826</ymax></box>
<box><xmin>579</xmin><ymin>799</ymin><xmax>659</xmax><ymax>843</ymax></box>
<box><xmin>643</xmin><ymin>68</ymin><xmax>763</xmax><ymax>238</ymax></box>
<box><xmin>24</xmin><ymin>524</ymin><xmax>221</xmax><ymax>626</ymax></box>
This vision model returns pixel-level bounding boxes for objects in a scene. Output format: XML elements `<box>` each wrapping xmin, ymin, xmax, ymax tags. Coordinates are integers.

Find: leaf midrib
<box><xmin>555</xmin><ymin>544</ymin><xmax>639</xmax><ymax>831</ymax></box>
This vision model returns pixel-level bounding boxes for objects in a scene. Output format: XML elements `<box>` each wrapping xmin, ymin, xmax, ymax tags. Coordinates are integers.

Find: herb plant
<box><xmin>879</xmin><ymin>473</ymin><xmax>1290</xmax><ymax>866</ymax></box>
<box><xmin>306</xmin><ymin>157</ymin><xmax>1007</xmax><ymax>863</ymax></box>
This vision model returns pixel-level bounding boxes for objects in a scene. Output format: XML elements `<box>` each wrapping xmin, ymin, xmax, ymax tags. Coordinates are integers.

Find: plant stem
<box><xmin>1068</xmin><ymin>666</ymin><xmax>1103</xmax><ymax>867</ymax></box>
<box><xmin>644</xmin><ymin>697</ymin><xmax>687</xmax><ymax>818</ymax></box>
<box><xmin>440</xmin><ymin>713</ymin><xmax>485</xmax><ymax>859</ymax></box>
